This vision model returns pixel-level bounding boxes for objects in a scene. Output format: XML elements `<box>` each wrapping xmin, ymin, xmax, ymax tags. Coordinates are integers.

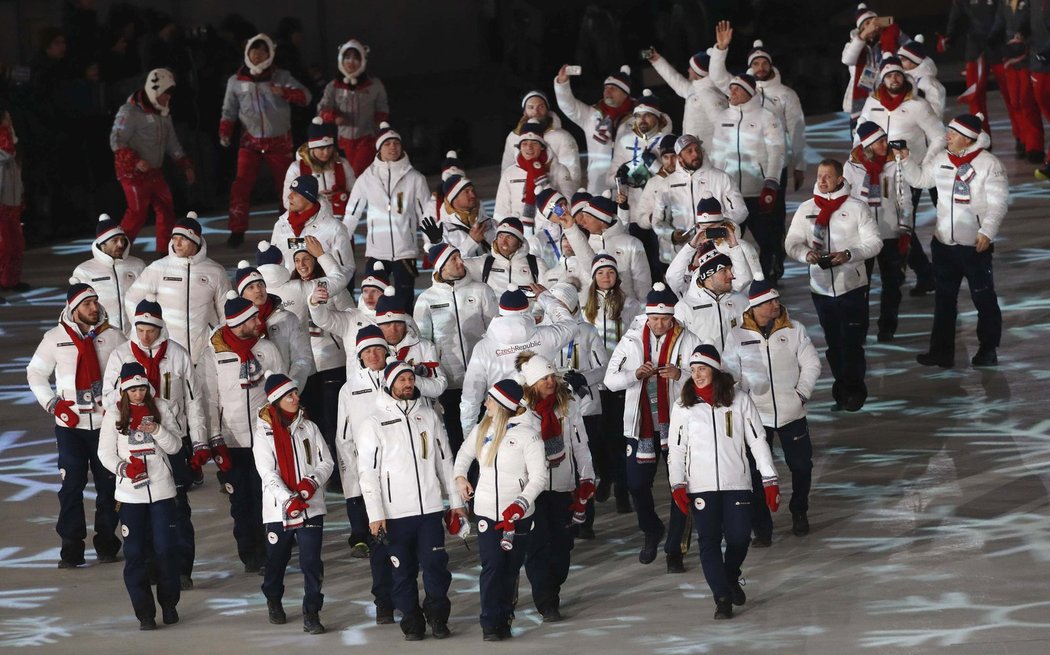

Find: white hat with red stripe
<box><xmin>264</xmin><ymin>371</ymin><xmax>298</xmax><ymax>404</ymax></box>
<box><xmin>747</xmin><ymin>280</ymin><xmax>780</xmax><ymax>309</ymax></box>
<box><xmin>948</xmin><ymin>112</ymin><xmax>984</xmax><ymax>140</ymax></box>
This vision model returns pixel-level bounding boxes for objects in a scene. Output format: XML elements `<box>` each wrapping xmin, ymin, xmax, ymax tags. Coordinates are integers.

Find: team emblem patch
<box><xmin>224</xmin><ymin>483</ymin><xmax>234</xmax><ymax>494</ymax></box>
<box><xmin>626</xmin><ymin>444</ymin><xmax>633</xmax><ymax>457</ymax></box>
<box><xmin>390</xmin><ymin>555</ymin><xmax>401</xmax><ymax>568</ymax></box>
<box><xmin>694</xmin><ymin>497</ymin><xmax>706</xmax><ymax>511</ymax></box>
<box><xmin>59</xmin><ymin>468</ymin><xmax>66</xmax><ymax>481</ymax></box>
<box><xmin>478</xmin><ymin>520</ymin><xmax>489</xmax><ymax>533</ymax></box>
<box><xmin>268</xmin><ymin>531</ymin><xmax>279</xmax><ymax>544</ymax></box>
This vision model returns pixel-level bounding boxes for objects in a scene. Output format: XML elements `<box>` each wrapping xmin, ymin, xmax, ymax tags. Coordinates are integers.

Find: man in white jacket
<box><xmin>646</xmin><ymin>47</ymin><xmax>728</xmax><ymax>149</ymax></box>
<box><xmin>356</xmin><ymin>361</ymin><xmax>466</xmax><ymax>640</ymax></box>
<box><xmin>857</xmin><ymin>56</ymin><xmax>945</xmax><ymax>167</ymax></box>
<box><xmin>730</xmin><ymin>281</ymin><xmax>820</xmax><ymax>544</ymax></box>
<box><xmin>27</xmin><ymin>282</ymin><xmax>126</xmax><ymax>568</ymax></box>
<box><xmin>463</xmin><ymin>217</ymin><xmax>549</xmax><ymax>293</ymax></box>
<box><xmin>500</xmin><ymin>90</ymin><xmax>582</xmax><ymax>189</ymax></box>
<box><xmin>672</xmin><ymin>241</ymin><xmax>749</xmax><ymax>363</ymax></box>
<box><xmin>608</xmin><ymin>90</ymin><xmax>674</xmax><ymax>205</ymax></box>
<box><xmin>653</xmin><ymin>135</ymin><xmax>747</xmax><ymax>262</ymax></box>
<box><xmin>125</xmin><ymin>214</ymin><xmax>232</xmax><ymax>365</ymax></box>
<box><xmin>414</xmin><ymin>243</ymin><xmax>498</xmax><ymax>452</ymax></box>
<box><xmin>271</xmin><ymin>174</ymin><xmax>355</xmax><ymax>279</ymax></box>
<box><xmin>373</xmin><ymin>290</ymin><xmax>447</xmax><ymax>401</ymax></box>
<box><xmin>459</xmin><ymin>286</ymin><xmax>577</xmax><ymax>437</ymax></box>
<box><xmin>785</xmin><ymin>159</ymin><xmax>882</xmax><ymax>412</ymax></box>
<box><xmin>430</xmin><ymin>174</ymin><xmax>493</xmax><ymax>257</ymax></box>
<box><xmin>840</xmin><ymin>4</ymin><xmax>906</xmax><ymax>126</ymax></box>
<box><xmin>710</xmin><ymin>74</ymin><xmax>786</xmax><ymax>282</ymax></box>
<box><xmin>344</xmin><ymin>122</ymin><xmax>430</xmax><ymax>311</ymax></box>
<box><xmin>899</xmin><ymin>113</ymin><xmax>1008</xmax><ymax>368</ymax></box>
<box><xmin>71</xmin><ymin>214</ymin><xmax>146</xmax><ymax>334</ymax></box>
<box><xmin>554</xmin><ymin>64</ymin><xmax>637</xmax><ymax>194</ymax></box>
<box><xmin>603</xmin><ymin>283</ymin><xmax>700</xmax><ymax>570</ymax></box>
<box><xmin>102</xmin><ymin>298</ymin><xmax>206</xmax><ymax>587</ymax></box>
<box><xmin>199</xmin><ymin>293</ymin><xmax>287</xmax><ymax>572</ymax></box>
<box><xmin>664</xmin><ymin>196</ymin><xmax>758</xmax><ymax>303</ymax></box>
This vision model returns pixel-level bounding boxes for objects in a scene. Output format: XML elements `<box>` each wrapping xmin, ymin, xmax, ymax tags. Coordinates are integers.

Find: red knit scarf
<box><xmin>288</xmin><ymin>203</ymin><xmax>320</xmax><ymax>237</ymax></box>
<box><xmin>814</xmin><ymin>193</ymin><xmax>849</xmax><ymax>228</ymax></box>
<box><xmin>517</xmin><ymin>150</ymin><xmax>549</xmax><ymax>207</ymax></box>
<box><xmin>851</xmin><ymin>145</ymin><xmax>886</xmax><ymax>186</ymax></box>
<box><xmin>534</xmin><ymin>394</ymin><xmax>562</xmax><ymax>441</ymax></box>
<box><xmin>638</xmin><ymin>322</ymin><xmax>681</xmax><ymax>437</ymax></box>
<box><xmin>257</xmin><ymin>296</ymin><xmax>276</xmax><ymax>332</ymax></box>
<box><xmin>875</xmin><ymin>85</ymin><xmax>906</xmax><ymax>112</ymax></box>
<box><xmin>695</xmin><ymin>383</ymin><xmax>715</xmax><ymax>406</ymax></box>
<box><xmin>220</xmin><ymin>325</ymin><xmax>259</xmax><ymax>366</ymax></box>
<box><xmin>128</xmin><ymin>402</ymin><xmax>152</xmax><ymax>432</ymax></box>
<box><xmin>62</xmin><ymin>322</ymin><xmax>103</xmax><ymax>413</ymax></box>
<box><xmin>947</xmin><ymin>148</ymin><xmax>983</xmax><ymax>171</ymax></box>
<box><xmin>596</xmin><ymin>97</ymin><xmax>635</xmax><ymax>123</ymax></box>
<box><xmin>131</xmin><ymin>340</ymin><xmax>168</xmax><ymax>392</ymax></box>
<box><xmin>268</xmin><ymin>406</ymin><xmax>300</xmax><ymax>491</ymax></box>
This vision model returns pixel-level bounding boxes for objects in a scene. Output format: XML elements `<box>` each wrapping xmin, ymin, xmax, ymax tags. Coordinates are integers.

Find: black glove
<box><xmin>421</xmin><ymin>216</ymin><xmax>443</xmax><ymax>244</ymax></box>
<box><xmin>564</xmin><ymin>370</ymin><xmax>589</xmax><ymax>398</ymax></box>
<box><xmin>615</xmin><ymin>163</ymin><xmax>630</xmax><ymax>184</ymax></box>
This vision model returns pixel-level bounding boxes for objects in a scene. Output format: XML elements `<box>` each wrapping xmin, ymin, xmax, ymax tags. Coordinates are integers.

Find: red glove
<box><xmin>122</xmin><ymin>456</ymin><xmax>146</xmax><ymax>480</ymax></box>
<box><xmin>285</xmin><ymin>496</ymin><xmax>309</xmax><ymax>519</ymax></box>
<box><xmin>188</xmin><ymin>444</ymin><xmax>211</xmax><ymax>470</ymax></box>
<box><xmin>897</xmin><ymin>232</ymin><xmax>911</xmax><ymax>257</ymax></box>
<box><xmin>296</xmin><ymin>478</ymin><xmax>318</xmax><ymax>500</ymax></box>
<box><xmin>444</xmin><ymin>509</ymin><xmax>465</xmax><ymax>535</ymax></box>
<box><xmin>672</xmin><ymin>486</ymin><xmax>691</xmax><ymax>516</ymax></box>
<box><xmin>496</xmin><ymin>499</ymin><xmax>528</xmax><ymax>531</ymax></box>
<box><xmin>763</xmin><ymin>478</ymin><xmax>781</xmax><ymax>513</ymax></box>
<box><xmin>576</xmin><ymin>479</ymin><xmax>596</xmax><ymax>502</ymax></box>
<box><xmin>53</xmin><ymin>399</ymin><xmax>79</xmax><ymax>428</ymax></box>
<box><xmin>758</xmin><ymin>181</ymin><xmax>778</xmax><ymax>213</ymax></box>
<box><xmin>210</xmin><ymin>438</ymin><xmax>233</xmax><ymax>473</ymax></box>
<box><xmin>935</xmin><ymin>33</ymin><xmax>949</xmax><ymax>54</ymax></box>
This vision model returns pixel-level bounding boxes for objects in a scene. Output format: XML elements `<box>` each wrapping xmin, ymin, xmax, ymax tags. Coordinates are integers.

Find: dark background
<box><xmin>0</xmin><ymin>0</ymin><xmax>952</xmax><ymax>246</ymax></box>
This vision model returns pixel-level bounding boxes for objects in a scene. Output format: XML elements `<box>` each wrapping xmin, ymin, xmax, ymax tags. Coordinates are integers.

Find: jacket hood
<box><xmin>912</xmin><ymin>58</ymin><xmax>938</xmax><ymax>78</ymax></box>
<box><xmin>60</xmin><ymin>305</ymin><xmax>112</xmax><ymax>334</ymax></box>
<box><xmin>812</xmin><ymin>180</ymin><xmax>853</xmax><ymax>201</ymax></box>
<box><xmin>244</xmin><ymin>34</ymin><xmax>276</xmax><ymax>76</ymax></box>
<box><xmin>487</xmin><ymin>314</ymin><xmax>538</xmax><ymax>343</ymax></box>
<box><xmin>131</xmin><ymin>327</ymin><xmax>171</xmax><ymax>350</ymax></box>
<box><xmin>167</xmin><ymin>235</ymin><xmax>211</xmax><ymax>263</ymax></box>
<box><xmin>958</xmin><ymin>130</ymin><xmax>991</xmax><ymax>155</ymax></box>
<box><xmin>91</xmin><ymin>242</ymin><xmax>125</xmax><ymax>265</ymax></box>
<box><xmin>371</xmin><ymin>152</ymin><xmax>414</xmax><ymax>180</ymax></box>
<box><xmin>338</xmin><ymin>40</ymin><xmax>368</xmax><ymax>85</ymax></box>
<box><xmin>740</xmin><ymin>306</ymin><xmax>792</xmax><ymax>334</ymax></box>
<box><xmin>259</xmin><ymin>263</ymin><xmax>291</xmax><ymax>289</ymax></box>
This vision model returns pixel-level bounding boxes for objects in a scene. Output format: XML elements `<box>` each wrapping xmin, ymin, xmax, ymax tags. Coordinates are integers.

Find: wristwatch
<box><xmin>844</xmin><ymin>248</ymin><xmax>852</xmax><ymax>261</ymax></box>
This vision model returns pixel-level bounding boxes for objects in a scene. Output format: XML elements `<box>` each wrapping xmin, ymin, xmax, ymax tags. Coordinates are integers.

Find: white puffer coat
<box><xmin>71</xmin><ymin>243</ymin><xmax>146</xmax><ymax>334</ymax></box>
<box><xmin>344</xmin><ymin>154</ymin><xmax>430</xmax><ymax>261</ymax></box>
<box><xmin>709</xmin><ymin>94</ymin><xmax>785</xmax><ymax>197</ymax></box>
<box><xmin>253</xmin><ymin>407</ymin><xmax>333</xmax><ymax>524</ymax></box>
<box><xmin>453</xmin><ymin>417</ymin><xmax>548</xmax><ymax>521</ymax></box>
<box><xmin>98</xmin><ymin>398</ymin><xmax>183</xmax><ymax>503</ymax></box>
<box><xmin>413</xmin><ymin>275</ymin><xmax>498</xmax><ymax>389</ymax></box>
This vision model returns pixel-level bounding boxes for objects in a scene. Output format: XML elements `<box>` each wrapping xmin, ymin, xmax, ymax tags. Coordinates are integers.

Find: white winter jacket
<box><xmin>710</xmin><ymin>95</ymin><xmax>786</xmax><ymax>197</ymax></box>
<box><xmin>519</xmin><ymin>400</ymin><xmax>595</xmax><ymax>493</ymax></box>
<box><xmin>908</xmin><ymin>59</ymin><xmax>946</xmax><ymax>118</ymax></box>
<box><xmin>459</xmin><ymin>292</ymin><xmax>576</xmax><ymax>436</ymax></box>
<box><xmin>581</xmin><ymin>291</ymin><xmax>643</xmax><ymax>357</ymax></box>
<box><xmin>125</xmin><ymin>240</ymin><xmax>232</xmax><ymax>365</ymax></box>
<box><xmin>553</xmin><ymin>78</ymin><xmax>634</xmax><ymax>194</ymax></box>
<box><xmin>453</xmin><ymin>417</ymin><xmax>548</xmax><ymax>520</ymax></box>
<box><xmin>253</xmin><ymin>407</ymin><xmax>333</xmax><ymax>524</ymax></box>
<box><xmin>259</xmin><ymin>298</ymin><xmax>315</xmax><ymax>389</ymax></box>
<box><xmin>665</xmin><ymin>240</ymin><xmax>758</xmax><ymax>301</ymax></box>
<box><xmin>270</xmin><ymin>203</ymin><xmax>355</xmax><ymax>277</ymax></box>
<box><xmin>493</xmin><ymin>156</ymin><xmax>574</xmax><ymax>266</ymax></box>
<box><xmin>561</xmin><ymin>222</ymin><xmax>652</xmax><ymax>303</ymax></box>
<box><xmin>199</xmin><ymin>327</ymin><xmax>286</xmax><ymax>448</ymax></box>
<box><xmin>463</xmin><ymin>240</ymin><xmax>549</xmax><ymax>294</ymax></box>
<box><xmin>500</xmin><ymin>114</ymin><xmax>582</xmax><ymax>190</ymax></box>
<box><xmin>608</xmin><ymin>117</ymin><xmax>674</xmax><ymax>190</ymax></box>
<box><xmin>413</xmin><ymin>276</ymin><xmax>498</xmax><ymax>389</ymax></box>
<box><xmin>673</xmin><ymin>285</ymin><xmax>749</xmax><ymax>359</ymax></box>
<box><xmin>357</xmin><ymin>392</ymin><xmax>463</xmax><ymax>521</ymax></box>
<box><xmin>27</xmin><ymin>310</ymin><xmax>127</xmax><ymax>431</ymax></box>
<box><xmin>335</xmin><ymin>366</ymin><xmax>387</xmax><ymax>498</ymax></box>
<box><xmin>652</xmin><ymin>163</ymin><xmax>748</xmax><ymax>257</ymax></box>
<box><xmin>344</xmin><ymin>154</ymin><xmax>430</xmax><ymax>261</ymax></box>
<box><xmin>603</xmin><ymin>322</ymin><xmax>700</xmax><ymax>439</ymax></box>
<box><xmin>434</xmin><ymin>201</ymin><xmax>494</xmax><ymax>258</ymax></box>
<box><xmin>650</xmin><ymin>52</ymin><xmax>729</xmax><ymax>148</ymax></box>
<box><xmin>730</xmin><ymin>309</ymin><xmax>821</xmax><ymax>428</ymax></box>
<box><xmin>103</xmin><ymin>333</ymin><xmax>207</xmax><ymax>447</ymax></box>
<box><xmin>282</xmin><ymin>147</ymin><xmax>357</xmax><ymax>215</ymax></box>
<box><xmin>98</xmin><ymin>398</ymin><xmax>183</xmax><ymax>503</ymax></box>
<box><xmin>667</xmin><ymin>390</ymin><xmax>777</xmax><ymax>493</ymax></box>
<box><xmin>387</xmin><ymin>326</ymin><xmax>447</xmax><ymax>400</ymax></box>
<box><xmin>71</xmin><ymin>245</ymin><xmax>146</xmax><ymax>334</ymax></box>
<box><xmin>308</xmin><ymin>299</ymin><xmax>378</xmax><ymax>369</ymax></box>
<box><xmin>858</xmin><ymin>88</ymin><xmax>944</xmax><ymax>163</ymax></box>
<box><xmin>901</xmin><ymin>133</ymin><xmax>1009</xmax><ymax>246</ymax></box>
<box><xmin>785</xmin><ymin>182</ymin><xmax>883</xmax><ymax>297</ymax></box>
<box><xmin>844</xmin><ymin>149</ymin><xmax>911</xmax><ymax>240</ymax></box>
<box><xmin>271</xmin><ymin>253</ymin><xmax>354</xmax><ymax>373</ymax></box>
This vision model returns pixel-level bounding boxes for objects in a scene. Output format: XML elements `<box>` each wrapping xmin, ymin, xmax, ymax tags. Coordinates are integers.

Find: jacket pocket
<box><xmin>518</xmin><ymin>478</ymin><xmax>526</xmax><ymax>491</ymax></box>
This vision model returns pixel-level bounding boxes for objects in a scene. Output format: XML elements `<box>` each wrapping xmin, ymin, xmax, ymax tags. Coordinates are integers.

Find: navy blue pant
<box><xmin>865</xmin><ymin>238</ymin><xmax>906</xmax><ymax>336</ymax></box>
<box><xmin>55</xmin><ymin>425</ymin><xmax>120</xmax><ymax>563</ymax></box>
<box><xmin>524</xmin><ymin>490</ymin><xmax>574</xmax><ymax>613</ymax></box>
<box><xmin>386</xmin><ymin>512</ymin><xmax>451</xmax><ymax>635</ymax></box>
<box><xmin>302</xmin><ymin>367</ymin><xmax>345</xmax><ymax>465</ymax></box>
<box><xmin>345</xmin><ymin>497</ymin><xmax>393</xmax><ymax>611</ymax></box>
<box><xmin>477</xmin><ymin>516</ymin><xmax>531</xmax><ymax>630</ymax></box>
<box><xmin>120</xmin><ymin>498</ymin><xmax>179</xmax><ymax>619</ymax></box>
<box><xmin>439</xmin><ymin>388</ymin><xmax>464</xmax><ymax>455</ymax></box>
<box><xmin>928</xmin><ymin>239</ymin><xmax>1002</xmax><ymax>360</ymax></box>
<box><xmin>690</xmin><ymin>490</ymin><xmax>753</xmax><ymax>600</ymax></box>
<box><xmin>226</xmin><ymin>447</ymin><xmax>265</xmax><ymax>566</ymax></box>
<box><xmin>909</xmin><ymin>187</ymin><xmax>936</xmax><ymax>285</ymax></box>
<box><xmin>167</xmin><ymin>441</ymin><xmax>195</xmax><ymax>577</ymax></box>
<box><xmin>263</xmin><ymin>516</ymin><xmax>325</xmax><ymax>613</ymax></box>
<box><xmin>599</xmin><ymin>390</ymin><xmax>628</xmax><ymax>501</ymax></box>
<box><xmin>625</xmin><ymin>437</ymin><xmax>688</xmax><ymax>554</ymax></box>
<box><xmin>750</xmin><ymin>418</ymin><xmax>814</xmax><ymax>538</ymax></box>
<box><xmin>741</xmin><ymin>173</ymin><xmax>787</xmax><ymax>282</ymax></box>
<box><xmin>812</xmin><ymin>286</ymin><xmax>869</xmax><ymax>405</ymax></box>
<box><xmin>581</xmin><ymin>414</ymin><xmax>605</xmax><ymax>530</ymax></box>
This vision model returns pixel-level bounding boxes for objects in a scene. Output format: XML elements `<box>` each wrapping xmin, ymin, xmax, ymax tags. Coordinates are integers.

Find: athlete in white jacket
<box><xmin>356</xmin><ymin>361</ymin><xmax>465</xmax><ymax>640</ymax></box>
<box><xmin>729</xmin><ymin>281</ymin><xmax>820</xmax><ymax>544</ymax></box>
<box><xmin>27</xmin><ymin>283</ymin><xmax>126</xmax><ymax>567</ymax></box>
<box><xmin>558</xmin><ymin>195</ymin><xmax>652</xmax><ymax>303</ymax></box>
<box><xmin>282</xmin><ymin>118</ymin><xmax>357</xmax><ymax>218</ymax></box>
<box><xmin>71</xmin><ymin>215</ymin><xmax>145</xmax><ymax>334</ymax></box>
<box><xmin>252</xmin><ymin>373</ymin><xmax>333</xmax><ymax>633</ymax></box>
<box><xmin>463</xmin><ymin>217</ymin><xmax>550</xmax><ymax>293</ymax></box>
<box><xmin>898</xmin><ymin>36</ymin><xmax>946</xmax><ymax>119</ymax></box>
<box><xmin>667</xmin><ymin>344</ymin><xmax>778</xmax><ymax>620</ymax></box>
<box><xmin>500</xmin><ymin>91</ymin><xmax>582</xmax><ymax>189</ymax></box>
<box><xmin>125</xmin><ymin>214</ymin><xmax>231</xmax><ymax>365</ymax></box>
<box><xmin>271</xmin><ymin>174</ymin><xmax>355</xmax><ymax>277</ymax></box>
<box><xmin>664</xmin><ymin>199</ymin><xmax>759</xmax><ymax>303</ymax></box>
<box><xmin>647</xmin><ymin>47</ymin><xmax>728</xmax><ymax>148</ymax></box>
<box><xmin>608</xmin><ymin>90</ymin><xmax>674</xmax><ymax>198</ymax></box>
<box><xmin>431</xmin><ymin>174</ymin><xmax>494</xmax><ymax>257</ymax></box>
<box><xmin>857</xmin><ymin>56</ymin><xmax>945</xmax><ymax>165</ymax></box>
<box><xmin>671</xmin><ymin>243</ymin><xmax>749</xmax><ymax>370</ymax></box>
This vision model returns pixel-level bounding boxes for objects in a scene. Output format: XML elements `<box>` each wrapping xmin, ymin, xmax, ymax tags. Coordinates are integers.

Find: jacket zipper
<box><xmin>184</xmin><ymin>261</ymin><xmax>192</xmax><ymax>362</ymax></box>
<box><xmin>112</xmin><ymin>261</ymin><xmax>123</xmax><ymax>329</ymax></box>
<box><xmin>710</xmin><ymin>404</ymin><xmax>721</xmax><ymax>491</ymax></box>
<box><xmin>765</xmin><ymin>338</ymin><xmax>778</xmax><ymax>426</ymax></box>
<box><xmin>386</xmin><ymin>167</ymin><xmax>395</xmax><ymax>259</ymax></box>
<box><xmin>451</xmin><ymin>285</ymin><xmax>467</xmax><ymax>364</ymax></box>
<box><xmin>735</xmin><ymin>109</ymin><xmax>743</xmax><ymax>189</ymax></box>
<box><xmin>401</xmin><ymin>406</ymin><xmax>425</xmax><ymax>515</ymax></box>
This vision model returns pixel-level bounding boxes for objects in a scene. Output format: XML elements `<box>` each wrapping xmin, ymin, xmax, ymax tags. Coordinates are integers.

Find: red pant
<box><xmin>228</xmin><ymin>146</ymin><xmax>293</xmax><ymax>234</ymax></box>
<box><xmin>339</xmin><ymin>135</ymin><xmax>377</xmax><ymax>177</ymax></box>
<box><xmin>1031</xmin><ymin>72</ymin><xmax>1050</xmax><ymax>161</ymax></box>
<box><xmin>1002</xmin><ymin>65</ymin><xmax>1044</xmax><ymax>153</ymax></box>
<box><xmin>0</xmin><ymin>204</ymin><xmax>24</xmax><ymax>288</ymax></box>
<box><xmin>120</xmin><ymin>173</ymin><xmax>175</xmax><ymax>253</ymax></box>
<box><xmin>963</xmin><ymin>58</ymin><xmax>1010</xmax><ymax>137</ymax></box>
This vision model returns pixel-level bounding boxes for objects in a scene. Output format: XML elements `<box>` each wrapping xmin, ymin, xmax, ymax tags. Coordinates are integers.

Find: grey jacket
<box><xmin>221</xmin><ymin>68</ymin><xmax>310</xmax><ymax>140</ymax></box>
<box><xmin>110</xmin><ymin>93</ymin><xmax>186</xmax><ymax>170</ymax></box>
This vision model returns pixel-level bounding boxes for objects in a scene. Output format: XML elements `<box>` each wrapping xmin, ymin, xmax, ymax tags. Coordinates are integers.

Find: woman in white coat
<box><xmin>253</xmin><ymin>372</ymin><xmax>334</xmax><ymax>634</ymax></box>
<box><xmin>667</xmin><ymin>345</ymin><xmax>779</xmax><ymax>620</ymax></box>
<box><xmin>453</xmin><ymin>379</ymin><xmax>548</xmax><ymax>642</ymax></box>
<box><xmin>98</xmin><ymin>362</ymin><xmax>184</xmax><ymax>630</ymax></box>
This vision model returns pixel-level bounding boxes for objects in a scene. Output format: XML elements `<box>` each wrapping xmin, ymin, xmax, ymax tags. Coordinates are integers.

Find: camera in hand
<box><xmin>817</xmin><ymin>254</ymin><xmax>835</xmax><ymax>269</ymax></box>
<box><xmin>705</xmin><ymin>226</ymin><xmax>728</xmax><ymax>239</ymax></box>
<box><xmin>888</xmin><ymin>139</ymin><xmax>907</xmax><ymax>151</ymax></box>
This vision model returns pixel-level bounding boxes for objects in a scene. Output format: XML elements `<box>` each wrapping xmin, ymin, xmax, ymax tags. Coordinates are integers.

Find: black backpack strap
<box><xmin>482</xmin><ymin>255</ymin><xmax>496</xmax><ymax>283</ymax></box>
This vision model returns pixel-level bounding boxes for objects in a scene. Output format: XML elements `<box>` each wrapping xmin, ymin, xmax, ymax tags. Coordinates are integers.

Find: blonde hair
<box><xmin>476</xmin><ymin>403</ymin><xmax>526</xmax><ymax>466</ymax></box>
<box><xmin>516</xmin><ymin>351</ymin><xmax>571</xmax><ymax>416</ymax></box>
